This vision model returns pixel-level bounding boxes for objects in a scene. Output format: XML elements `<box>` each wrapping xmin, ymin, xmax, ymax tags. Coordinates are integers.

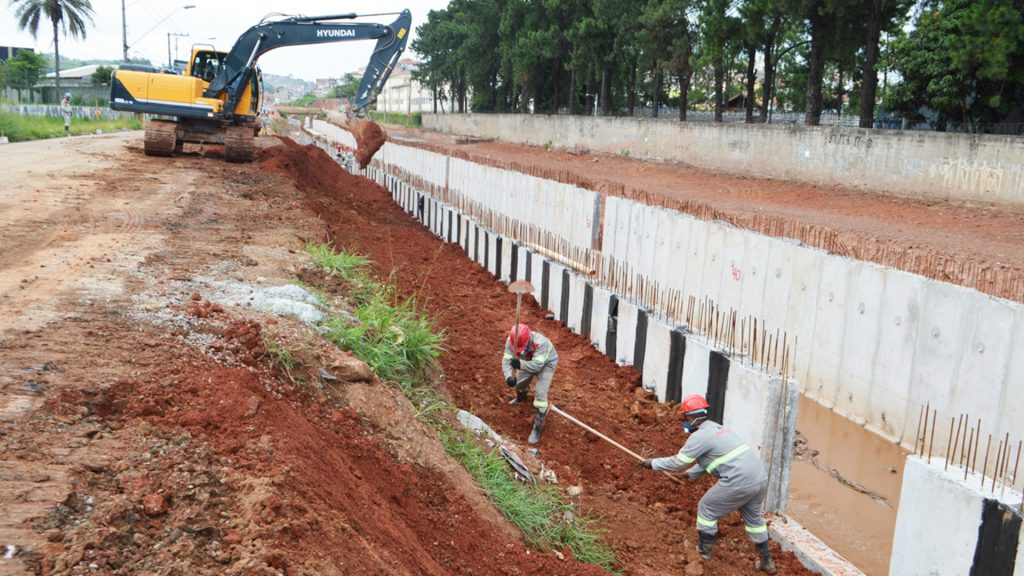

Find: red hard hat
<box><xmin>680</xmin><ymin>394</ymin><xmax>709</xmax><ymax>415</ymax></box>
<box><xmin>508</xmin><ymin>324</ymin><xmax>531</xmax><ymax>354</ymax></box>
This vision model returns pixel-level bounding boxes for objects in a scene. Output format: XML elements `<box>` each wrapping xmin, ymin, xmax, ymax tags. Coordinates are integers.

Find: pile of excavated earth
<box><xmin>1</xmin><ymin>132</ymin><xmax>813</xmax><ymax>575</ymax></box>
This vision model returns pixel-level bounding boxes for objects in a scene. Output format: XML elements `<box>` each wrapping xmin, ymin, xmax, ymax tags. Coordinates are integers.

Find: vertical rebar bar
<box><xmin>928</xmin><ymin>408</ymin><xmax>937</xmax><ymax>464</ymax></box>
<box><xmin>952</xmin><ymin>414</ymin><xmax>964</xmax><ymax>469</ymax></box>
<box><xmin>1011</xmin><ymin>441</ymin><xmax>1022</xmax><ymax>498</ymax></box>
<box><xmin>965</xmin><ymin>427</ymin><xmax>974</xmax><ymax>481</ymax></box>
<box><xmin>973</xmin><ymin>419</ymin><xmax>981</xmax><ymax>473</ymax></box>
<box><xmin>992</xmin><ymin>439</ymin><xmax>1003</xmax><ymax>492</ymax></box>
<box><xmin>981</xmin><ymin>435</ymin><xmax>991</xmax><ymax>489</ymax></box>
<box><xmin>914</xmin><ymin>404</ymin><xmax>924</xmax><ymax>456</ymax></box>
<box><xmin>945</xmin><ymin>417</ymin><xmax>955</xmax><ymax>471</ymax></box>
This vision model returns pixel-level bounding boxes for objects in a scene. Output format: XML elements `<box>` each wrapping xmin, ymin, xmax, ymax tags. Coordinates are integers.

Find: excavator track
<box><xmin>143</xmin><ymin>120</ymin><xmax>177</xmax><ymax>157</ymax></box>
<box><xmin>224</xmin><ymin>126</ymin><xmax>255</xmax><ymax>163</ymax></box>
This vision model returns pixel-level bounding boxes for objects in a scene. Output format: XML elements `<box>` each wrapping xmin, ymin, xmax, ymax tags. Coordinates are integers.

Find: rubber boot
<box><xmin>509</xmin><ymin>388</ymin><xmax>528</xmax><ymax>404</ymax></box>
<box><xmin>697</xmin><ymin>532</ymin><xmax>716</xmax><ymax>561</ymax></box>
<box><xmin>527</xmin><ymin>409</ymin><xmax>547</xmax><ymax>444</ymax></box>
<box><xmin>755</xmin><ymin>541</ymin><xmax>776</xmax><ymax>574</ymax></box>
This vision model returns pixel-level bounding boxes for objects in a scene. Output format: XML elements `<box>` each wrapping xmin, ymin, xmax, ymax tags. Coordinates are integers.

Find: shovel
<box><xmin>508</xmin><ymin>279</ymin><xmax>535</xmax><ymax>381</ymax></box>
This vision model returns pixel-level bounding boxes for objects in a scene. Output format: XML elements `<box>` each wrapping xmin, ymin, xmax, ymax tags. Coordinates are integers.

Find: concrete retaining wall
<box><xmin>603</xmin><ymin>196</ymin><xmax>1024</xmax><ymax>451</ymax></box>
<box><xmin>423</xmin><ymin>113</ymin><xmax>1024</xmax><ymax>206</ymax></box>
<box><xmin>891</xmin><ymin>456</ymin><xmax>1023</xmax><ymax>575</ymax></box>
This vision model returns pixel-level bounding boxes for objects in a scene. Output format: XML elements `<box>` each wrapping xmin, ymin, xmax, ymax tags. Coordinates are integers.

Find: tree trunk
<box><xmin>805</xmin><ymin>4</ymin><xmax>827</xmax><ymax>126</ymax></box>
<box><xmin>432</xmin><ymin>87</ymin><xmax>438</xmax><ymax>114</ymax></box>
<box><xmin>714</xmin><ymin>58</ymin><xmax>724</xmax><ymax>122</ymax></box>
<box><xmin>584</xmin><ymin>81</ymin><xmax>594</xmax><ymax>115</ymax></box>
<box><xmin>53</xmin><ymin>20</ymin><xmax>61</xmax><ymax>102</ymax></box>
<box><xmin>859</xmin><ymin>0</ymin><xmax>882</xmax><ymax>128</ymax></box>
<box><xmin>532</xmin><ymin>77</ymin><xmax>542</xmax><ymax>113</ymax></box>
<box><xmin>677</xmin><ymin>66</ymin><xmax>691</xmax><ymax>121</ymax></box>
<box><xmin>745</xmin><ymin>45</ymin><xmax>756</xmax><ymax>123</ymax></box>
<box><xmin>760</xmin><ymin>39</ymin><xmax>774</xmax><ymax>123</ymax></box>
<box><xmin>628</xmin><ymin>59</ymin><xmax>637</xmax><ymax>116</ymax></box>
<box><xmin>569</xmin><ymin>69</ymin><xmax>578</xmax><ymax>114</ymax></box>
<box><xmin>552</xmin><ymin>58</ymin><xmax>561</xmax><ymax>113</ymax></box>
<box><xmin>652</xmin><ymin>69</ymin><xmax>662</xmax><ymax>118</ymax></box>
<box><xmin>601</xmin><ymin>64</ymin><xmax>612</xmax><ymax>115</ymax></box>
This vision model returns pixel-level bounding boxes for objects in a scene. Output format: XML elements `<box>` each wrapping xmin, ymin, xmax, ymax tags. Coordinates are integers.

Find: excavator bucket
<box><xmin>348</xmin><ymin>118</ymin><xmax>387</xmax><ymax>169</ymax></box>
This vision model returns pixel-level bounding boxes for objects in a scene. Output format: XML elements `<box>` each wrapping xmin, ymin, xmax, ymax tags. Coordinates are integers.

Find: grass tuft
<box><xmin>0</xmin><ymin>112</ymin><xmax>142</xmax><ymax>142</ymax></box>
<box><xmin>262</xmin><ymin>334</ymin><xmax>299</xmax><ymax>383</ymax></box>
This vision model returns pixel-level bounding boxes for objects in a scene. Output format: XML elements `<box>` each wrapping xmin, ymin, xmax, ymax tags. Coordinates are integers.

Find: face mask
<box><xmin>682</xmin><ymin>421</ymin><xmax>695</xmax><ymax>434</ymax></box>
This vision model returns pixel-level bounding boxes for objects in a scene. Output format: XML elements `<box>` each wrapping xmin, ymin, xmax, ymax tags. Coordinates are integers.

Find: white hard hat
<box><xmin>64</xmin><ymin>92</ymin><xmax>71</xmax><ymax>98</ymax></box>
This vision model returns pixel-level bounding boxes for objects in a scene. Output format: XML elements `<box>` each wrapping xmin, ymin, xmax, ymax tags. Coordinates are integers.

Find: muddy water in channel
<box><xmin>787</xmin><ymin>398</ymin><xmax>909</xmax><ymax>576</ymax></box>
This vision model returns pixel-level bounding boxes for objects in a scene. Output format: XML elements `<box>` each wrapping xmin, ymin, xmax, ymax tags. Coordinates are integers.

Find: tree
<box><xmin>328</xmin><ymin>73</ymin><xmax>362</xmax><ymax>101</ymax></box>
<box><xmin>0</xmin><ymin>49</ymin><xmax>47</xmax><ymax>101</ymax></box>
<box><xmin>889</xmin><ymin>0</ymin><xmax>1024</xmax><ymax>132</ymax></box>
<box><xmin>11</xmin><ymin>0</ymin><xmax>95</xmax><ymax>102</ymax></box>
<box><xmin>90</xmin><ymin>64</ymin><xmax>113</xmax><ymax>85</ymax></box>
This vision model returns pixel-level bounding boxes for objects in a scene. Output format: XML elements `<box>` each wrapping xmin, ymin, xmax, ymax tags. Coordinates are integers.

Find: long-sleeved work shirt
<box><xmin>502</xmin><ymin>330</ymin><xmax>558</xmax><ymax>378</ymax></box>
<box><xmin>651</xmin><ymin>421</ymin><xmax>767</xmax><ymax>488</ymax></box>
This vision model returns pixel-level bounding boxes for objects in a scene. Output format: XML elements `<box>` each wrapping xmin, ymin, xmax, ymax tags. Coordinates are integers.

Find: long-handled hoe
<box><xmin>507</xmin><ymin>279</ymin><xmax>535</xmax><ymax>382</ymax></box>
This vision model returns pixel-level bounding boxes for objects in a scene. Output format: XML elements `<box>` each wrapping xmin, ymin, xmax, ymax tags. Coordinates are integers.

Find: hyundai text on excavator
<box><xmin>109</xmin><ymin>10</ymin><xmax>411</xmax><ymax>162</ymax></box>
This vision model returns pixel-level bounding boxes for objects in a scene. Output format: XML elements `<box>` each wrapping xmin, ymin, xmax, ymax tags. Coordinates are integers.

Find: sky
<box><xmin>2</xmin><ymin>0</ymin><xmax>449</xmax><ymax>80</ymax></box>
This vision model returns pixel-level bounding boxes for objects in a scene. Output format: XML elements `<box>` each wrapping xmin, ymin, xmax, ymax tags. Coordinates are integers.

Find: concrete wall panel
<box><xmin>739</xmin><ymin>233</ymin><xmax>772</xmax><ymax>321</ymax></box>
<box><xmin>909</xmin><ymin>281</ymin><xmax>970</xmax><ymax>418</ymax></box>
<box><xmin>642</xmin><ymin>318</ymin><xmax>673</xmax><ymax>400</ymax></box>
<box><xmin>805</xmin><ymin>256</ymin><xmax>851</xmax><ymax>405</ymax></box>
<box><xmin>590</xmin><ymin>286</ymin><xmax>612</xmax><ymax>352</ymax></box>
<box><xmin>718</xmin><ymin>227</ymin><xmax>748</xmax><ymax>314</ymax></box>
<box><xmin>615</xmin><ymin>299</ymin><xmax>639</xmax><ymax>366</ymax></box>
<box><xmin>699</xmin><ymin>224</ymin><xmax>726</xmax><ymax>304</ymax></box>
<box><xmin>835</xmin><ymin>264</ymin><xmax>885</xmax><ymax>424</ymax></box>
<box><xmin>567</xmin><ymin>274</ymin><xmax>587</xmax><ymax>334</ymax></box>
<box><xmin>958</xmin><ymin>299</ymin><xmax>1020</xmax><ymax>444</ymax></box>
<box><xmin>997</xmin><ymin>307</ymin><xmax>1024</xmax><ymax>454</ymax></box>
<box><xmin>869</xmin><ymin>269</ymin><xmax>924</xmax><ymax>443</ymax></box>
<box><xmin>547</xmin><ymin>262</ymin><xmax>566</xmax><ymax>320</ymax></box>
<box><xmin>681</xmin><ymin>337</ymin><xmax>711</xmax><ymax>398</ymax></box>
<box><xmin>682</xmin><ymin>219</ymin><xmax>709</xmax><ymax>300</ymax></box>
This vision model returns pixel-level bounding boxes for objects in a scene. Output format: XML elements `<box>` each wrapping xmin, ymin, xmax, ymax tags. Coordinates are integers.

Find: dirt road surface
<box><xmin>0</xmin><ymin>134</ymin><xmax>810</xmax><ymax>575</ymax></box>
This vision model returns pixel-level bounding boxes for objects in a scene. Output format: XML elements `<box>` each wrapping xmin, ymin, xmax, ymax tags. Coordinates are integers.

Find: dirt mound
<box><xmin>348</xmin><ymin>118</ymin><xmax>387</xmax><ymax>169</ymax></box>
<box><xmin>257</xmin><ymin>137</ymin><xmax>814</xmax><ymax>575</ymax></box>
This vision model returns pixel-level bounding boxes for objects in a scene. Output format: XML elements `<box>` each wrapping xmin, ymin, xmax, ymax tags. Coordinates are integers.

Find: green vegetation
<box><xmin>11</xmin><ymin>0</ymin><xmax>96</xmax><ymax>99</ymax></box>
<box><xmin>369</xmin><ymin>110</ymin><xmax>422</xmax><ymax>127</ymax></box>
<box><xmin>411</xmin><ymin>0</ymin><xmax>1022</xmax><ymax>131</ymax></box>
<box><xmin>0</xmin><ymin>112</ymin><xmax>141</xmax><ymax>142</ymax></box>
<box><xmin>442</xmin><ymin>429</ymin><xmax>618</xmax><ymax>570</ymax></box>
<box><xmin>90</xmin><ymin>65</ymin><xmax>114</xmax><ymax>86</ymax></box>
<box><xmin>328</xmin><ymin>73</ymin><xmax>363</xmax><ymax>100</ymax></box>
<box><xmin>303</xmin><ymin>242</ymin><xmax>618</xmax><ymax>572</ymax></box>
<box><xmin>0</xmin><ymin>50</ymin><xmax>47</xmax><ymax>95</ymax></box>
<box><xmin>262</xmin><ymin>335</ymin><xmax>299</xmax><ymax>383</ymax></box>
<box><xmin>285</xmin><ymin>93</ymin><xmax>318</xmax><ymax>107</ymax></box>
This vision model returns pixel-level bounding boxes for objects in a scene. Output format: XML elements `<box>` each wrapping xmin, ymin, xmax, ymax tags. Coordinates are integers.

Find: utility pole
<box><xmin>122</xmin><ymin>0</ymin><xmax>129</xmax><ymax>62</ymax></box>
<box><xmin>167</xmin><ymin>32</ymin><xmax>189</xmax><ymax>68</ymax></box>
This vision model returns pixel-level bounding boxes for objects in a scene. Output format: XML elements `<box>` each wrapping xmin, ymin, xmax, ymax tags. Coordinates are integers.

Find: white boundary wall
<box><xmin>603</xmin><ymin>195</ymin><xmax>1024</xmax><ymax>450</ymax></box>
<box><xmin>422</xmin><ymin>113</ymin><xmax>1024</xmax><ymax>206</ymax></box>
<box><xmin>891</xmin><ymin>456</ymin><xmax>1023</xmax><ymax>575</ymax></box>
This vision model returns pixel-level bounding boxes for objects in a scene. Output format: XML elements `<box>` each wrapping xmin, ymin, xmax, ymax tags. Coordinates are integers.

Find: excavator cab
<box><xmin>188</xmin><ymin>50</ymin><xmax>224</xmax><ymax>83</ymax></box>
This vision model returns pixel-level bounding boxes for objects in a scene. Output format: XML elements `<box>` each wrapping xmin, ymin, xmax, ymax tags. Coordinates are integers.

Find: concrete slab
<box><xmin>870</xmin><ymin>268</ymin><xmax>924</xmax><ymax>445</ymax></box>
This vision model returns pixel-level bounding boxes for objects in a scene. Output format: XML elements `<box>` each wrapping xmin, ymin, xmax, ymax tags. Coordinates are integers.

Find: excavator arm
<box><xmin>205</xmin><ymin>10</ymin><xmax>411</xmax><ymax>120</ymax></box>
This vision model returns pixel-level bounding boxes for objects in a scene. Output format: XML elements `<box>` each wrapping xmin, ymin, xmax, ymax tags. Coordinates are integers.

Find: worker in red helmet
<box><xmin>637</xmin><ymin>393</ymin><xmax>775</xmax><ymax>574</ymax></box>
<box><xmin>502</xmin><ymin>323</ymin><xmax>559</xmax><ymax>444</ymax></box>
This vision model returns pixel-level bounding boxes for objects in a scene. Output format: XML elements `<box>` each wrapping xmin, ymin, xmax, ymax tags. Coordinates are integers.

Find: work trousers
<box><xmin>696</xmin><ymin>478</ymin><xmax>769</xmax><ymax>544</ymax></box>
<box><xmin>513</xmin><ymin>359</ymin><xmax>558</xmax><ymax>411</ymax></box>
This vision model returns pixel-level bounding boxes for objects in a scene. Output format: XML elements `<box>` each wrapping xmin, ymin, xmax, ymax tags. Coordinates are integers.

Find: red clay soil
<box><xmin>259</xmin><ymin>137</ymin><xmax>815</xmax><ymax>575</ymax></box>
<box><xmin>383</xmin><ymin>126</ymin><xmax>1024</xmax><ymax>303</ymax></box>
<box><xmin>16</xmin><ymin>311</ymin><xmax>609</xmax><ymax>576</ymax></box>
<box><xmin>349</xmin><ymin>119</ymin><xmax>387</xmax><ymax>168</ymax></box>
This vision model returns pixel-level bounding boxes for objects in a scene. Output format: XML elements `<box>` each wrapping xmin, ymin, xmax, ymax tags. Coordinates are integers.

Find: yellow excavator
<box><xmin>110</xmin><ymin>10</ymin><xmax>411</xmax><ymax>162</ymax></box>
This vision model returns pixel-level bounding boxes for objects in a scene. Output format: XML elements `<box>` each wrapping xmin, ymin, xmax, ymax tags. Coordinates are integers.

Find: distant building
<box><xmin>314</xmin><ymin>77</ymin><xmax>339</xmax><ymax>98</ymax></box>
<box><xmin>376</xmin><ymin>59</ymin><xmax>445</xmax><ymax>114</ymax></box>
<box><xmin>38</xmin><ymin>64</ymin><xmax>116</xmax><ymax>88</ymax></box>
<box><xmin>1</xmin><ymin>46</ymin><xmax>34</xmax><ymax>63</ymax></box>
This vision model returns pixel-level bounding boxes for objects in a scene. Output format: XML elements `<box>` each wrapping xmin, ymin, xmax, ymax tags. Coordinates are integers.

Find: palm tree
<box><xmin>10</xmin><ymin>0</ymin><xmax>95</xmax><ymax>102</ymax></box>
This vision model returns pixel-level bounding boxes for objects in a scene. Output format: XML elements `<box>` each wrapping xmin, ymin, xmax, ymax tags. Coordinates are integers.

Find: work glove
<box><xmin>509</xmin><ymin>358</ymin><xmax>521</xmax><ymax>369</ymax></box>
<box><xmin>506</xmin><ymin>376</ymin><xmax>517</xmax><ymax>388</ymax></box>
<box><xmin>638</xmin><ymin>459</ymin><xmax>653</xmax><ymax>470</ymax></box>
